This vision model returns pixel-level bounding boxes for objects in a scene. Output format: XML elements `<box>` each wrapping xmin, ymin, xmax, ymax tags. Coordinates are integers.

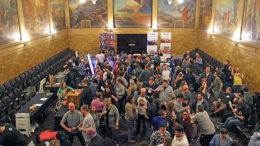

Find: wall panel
<box><xmin>0</xmin><ymin>30</ymin><xmax>68</xmax><ymax>84</ymax></box>
<box><xmin>68</xmin><ymin>28</ymin><xmax>198</xmax><ymax>54</ymax></box>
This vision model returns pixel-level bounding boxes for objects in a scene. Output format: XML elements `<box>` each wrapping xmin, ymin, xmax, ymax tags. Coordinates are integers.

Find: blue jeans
<box><xmin>145</xmin><ymin>121</ymin><xmax>153</xmax><ymax>143</ymax></box>
<box><xmin>106</xmin><ymin>126</ymin><xmax>119</xmax><ymax>144</ymax></box>
<box><xmin>127</xmin><ymin>120</ymin><xmax>134</xmax><ymax>141</ymax></box>
<box><xmin>222</xmin><ymin>116</ymin><xmax>243</xmax><ymax>129</ymax></box>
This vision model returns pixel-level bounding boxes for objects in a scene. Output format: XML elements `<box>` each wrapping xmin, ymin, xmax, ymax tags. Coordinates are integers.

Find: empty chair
<box><xmin>15</xmin><ymin>113</ymin><xmax>31</xmax><ymax>137</ymax></box>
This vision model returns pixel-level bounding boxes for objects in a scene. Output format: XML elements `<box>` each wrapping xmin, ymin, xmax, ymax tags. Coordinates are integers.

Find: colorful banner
<box><xmin>147</xmin><ymin>32</ymin><xmax>158</xmax><ymax>53</ymax></box>
<box><xmin>100</xmin><ymin>33</ymin><xmax>115</xmax><ymax>56</ymax></box>
<box><xmin>160</xmin><ymin>32</ymin><xmax>171</xmax><ymax>54</ymax></box>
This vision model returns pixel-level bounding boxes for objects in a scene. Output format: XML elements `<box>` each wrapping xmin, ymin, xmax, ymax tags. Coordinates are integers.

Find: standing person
<box><xmin>155</xmin><ymin>80</ymin><xmax>175</xmax><ymax>103</ymax></box>
<box><xmin>212</xmin><ymin>72</ymin><xmax>223</xmax><ymax>99</ymax></box>
<box><xmin>232</xmin><ymin>68</ymin><xmax>245</xmax><ymax>93</ymax></box>
<box><xmin>60</xmin><ymin>102</ymin><xmax>85</xmax><ymax>146</ymax></box>
<box><xmin>194</xmin><ymin>105</ymin><xmax>215</xmax><ymax>146</ymax></box>
<box><xmin>115</xmin><ymin>79</ymin><xmax>126</xmax><ymax>117</ymax></box>
<box><xmin>125</xmin><ymin>95</ymin><xmax>137</xmax><ymax>143</ymax></box>
<box><xmin>80</xmin><ymin>79</ymin><xmax>93</xmax><ymax>107</ymax></box>
<box><xmin>166</xmin><ymin>101</ymin><xmax>177</xmax><ymax>137</ymax></box>
<box><xmin>0</xmin><ymin>123</ymin><xmax>28</xmax><ymax>146</ymax></box>
<box><xmin>171</xmin><ymin>124</ymin><xmax>189</xmax><ymax>146</ymax></box>
<box><xmin>90</xmin><ymin>92</ymin><xmax>104</xmax><ymax>113</ymax></box>
<box><xmin>78</xmin><ymin>59</ymin><xmax>87</xmax><ymax>81</ymax></box>
<box><xmin>102</xmin><ymin>98</ymin><xmax>120</xmax><ymax>145</ymax></box>
<box><xmin>190</xmin><ymin>92</ymin><xmax>209</xmax><ymax>114</ymax></box>
<box><xmin>182</xmin><ymin>110</ymin><xmax>193</xmax><ymax>143</ymax></box>
<box><xmin>79</xmin><ymin>105</ymin><xmax>96</xmax><ymax>146</ymax></box>
<box><xmin>139</xmin><ymin>64</ymin><xmax>153</xmax><ymax>84</ymax></box>
<box><xmin>90</xmin><ymin>105</ymin><xmax>100</xmax><ymax>133</ymax></box>
<box><xmin>161</xmin><ymin>64</ymin><xmax>171</xmax><ymax>81</ymax></box>
<box><xmin>210</xmin><ymin>128</ymin><xmax>232</xmax><ymax>146</ymax></box>
<box><xmin>87</xmin><ymin>128</ymin><xmax>106</xmax><ymax>146</ymax></box>
<box><xmin>145</xmin><ymin>98</ymin><xmax>158</xmax><ymax>143</ymax></box>
<box><xmin>143</xmin><ymin>77</ymin><xmax>158</xmax><ymax>97</ymax></box>
<box><xmin>136</xmin><ymin>88</ymin><xmax>148</xmax><ymax>137</ymax></box>
<box><xmin>149</xmin><ymin>123</ymin><xmax>171</xmax><ymax>146</ymax></box>
<box><xmin>152</xmin><ymin>110</ymin><xmax>168</xmax><ymax>132</ymax></box>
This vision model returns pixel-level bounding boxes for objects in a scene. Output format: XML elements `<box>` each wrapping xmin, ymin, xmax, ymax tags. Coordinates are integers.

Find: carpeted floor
<box><xmin>31</xmin><ymin>97</ymin><xmax>247</xmax><ymax>146</ymax></box>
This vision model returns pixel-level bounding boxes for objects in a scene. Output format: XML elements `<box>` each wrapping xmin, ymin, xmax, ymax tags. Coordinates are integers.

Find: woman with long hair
<box><xmin>125</xmin><ymin>95</ymin><xmax>137</xmax><ymax>143</ymax></box>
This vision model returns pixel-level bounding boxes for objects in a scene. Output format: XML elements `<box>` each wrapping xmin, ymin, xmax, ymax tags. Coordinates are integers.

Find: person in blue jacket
<box><xmin>210</xmin><ymin>128</ymin><xmax>232</xmax><ymax>146</ymax></box>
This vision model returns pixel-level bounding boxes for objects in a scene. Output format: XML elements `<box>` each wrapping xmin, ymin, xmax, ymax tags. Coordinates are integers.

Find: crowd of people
<box><xmin>0</xmin><ymin>49</ymin><xmax>259</xmax><ymax>146</ymax></box>
<box><xmin>53</xmin><ymin>49</ymin><xmax>259</xmax><ymax>146</ymax></box>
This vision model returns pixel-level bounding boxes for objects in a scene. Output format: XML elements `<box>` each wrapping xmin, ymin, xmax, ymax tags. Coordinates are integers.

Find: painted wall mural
<box><xmin>199</xmin><ymin>0</ymin><xmax>213</xmax><ymax>30</ymax></box>
<box><xmin>51</xmin><ymin>0</ymin><xmax>66</xmax><ymax>31</ymax></box>
<box><xmin>69</xmin><ymin>0</ymin><xmax>107</xmax><ymax>28</ymax></box>
<box><xmin>22</xmin><ymin>0</ymin><xmax>49</xmax><ymax>35</ymax></box>
<box><xmin>242</xmin><ymin>0</ymin><xmax>260</xmax><ymax>42</ymax></box>
<box><xmin>114</xmin><ymin>0</ymin><xmax>152</xmax><ymax>28</ymax></box>
<box><xmin>158</xmin><ymin>0</ymin><xmax>196</xmax><ymax>28</ymax></box>
<box><xmin>0</xmin><ymin>0</ymin><xmax>20</xmax><ymax>45</ymax></box>
<box><xmin>214</xmin><ymin>0</ymin><xmax>241</xmax><ymax>36</ymax></box>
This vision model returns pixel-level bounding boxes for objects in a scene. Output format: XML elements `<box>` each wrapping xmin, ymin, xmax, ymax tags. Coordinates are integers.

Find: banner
<box><xmin>160</xmin><ymin>32</ymin><xmax>172</xmax><ymax>54</ymax></box>
<box><xmin>100</xmin><ymin>33</ymin><xmax>115</xmax><ymax>56</ymax></box>
<box><xmin>147</xmin><ymin>32</ymin><xmax>158</xmax><ymax>53</ymax></box>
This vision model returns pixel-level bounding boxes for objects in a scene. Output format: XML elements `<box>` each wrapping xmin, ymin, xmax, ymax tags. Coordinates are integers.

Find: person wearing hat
<box><xmin>171</xmin><ymin>124</ymin><xmax>189</xmax><ymax>146</ymax></box>
<box><xmin>149</xmin><ymin>122</ymin><xmax>171</xmax><ymax>146</ymax></box>
<box><xmin>209</xmin><ymin>128</ymin><xmax>232</xmax><ymax>146</ymax></box>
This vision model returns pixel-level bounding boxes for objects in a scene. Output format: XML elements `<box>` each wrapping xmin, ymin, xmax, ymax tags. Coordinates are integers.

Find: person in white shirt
<box><xmin>162</xmin><ymin>64</ymin><xmax>171</xmax><ymax>81</ymax></box>
<box><xmin>171</xmin><ymin>124</ymin><xmax>189</xmax><ymax>146</ymax></box>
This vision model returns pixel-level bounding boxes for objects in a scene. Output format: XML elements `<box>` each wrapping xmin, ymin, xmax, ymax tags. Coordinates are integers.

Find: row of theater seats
<box><xmin>0</xmin><ymin>48</ymin><xmax>75</xmax><ymax>123</ymax></box>
<box><xmin>193</xmin><ymin>48</ymin><xmax>260</xmax><ymax>144</ymax></box>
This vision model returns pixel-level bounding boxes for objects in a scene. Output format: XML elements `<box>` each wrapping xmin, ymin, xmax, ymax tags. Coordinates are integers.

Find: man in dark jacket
<box><xmin>87</xmin><ymin>128</ymin><xmax>105</xmax><ymax>146</ymax></box>
<box><xmin>80</xmin><ymin>79</ymin><xmax>93</xmax><ymax>107</ymax></box>
<box><xmin>145</xmin><ymin>98</ymin><xmax>158</xmax><ymax>143</ymax></box>
<box><xmin>190</xmin><ymin>92</ymin><xmax>209</xmax><ymax>114</ymax></box>
<box><xmin>0</xmin><ymin>123</ymin><xmax>28</xmax><ymax>146</ymax></box>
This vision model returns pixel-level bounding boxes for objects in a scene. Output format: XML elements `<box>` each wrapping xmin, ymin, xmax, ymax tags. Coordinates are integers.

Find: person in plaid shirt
<box><xmin>149</xmin><ymin>123</ymin><xmax>171</xmax><ymax>146</ymax></box>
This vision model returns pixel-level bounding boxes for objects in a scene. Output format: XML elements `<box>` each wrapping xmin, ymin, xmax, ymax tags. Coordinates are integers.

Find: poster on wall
<box><xmin>242</xmin><ymin>0</ymin><xmax>260</xmax><ymax>43</ymax></box>
<box><xmin>160</xmin><ymin>32</ymin><xmax>171</xmax><ymax>54</ymax></box>
<box><xmin>199</xmin><ymin>0</ymin><xmax>213</xmax><ymax>30</ymax></box>
<box><xmin>158</xmin><ymin>0</ymin><xmax>196</xmax><ymax>28</ymax></box>
<box><xmin>51</xmin><ymin>0</ymin><xmax>66</xmax><ymax>31</ymax></box>
<box><xmin>100</xmin><ymin>33</ymin><xmax>115</xmax><ymax>56</ymax></box>
<box><xmin>147</xmin><ymin>32</ymin><xmax>158</xmax><ymax>53</ymax></box>
<box><xmin>69</xmin><ymin>0</ymin><xmax>108</xmax><ymax>28</ymax></box>
<box><xmin>114</xmin><ymin>0</ymin><xmax>152</xmax><ymax>28</ymax></box>
<box><xmin>22</xmin><ymin>0</ymin><xmax>49</xmax><ymax>35</ymax></box>
<box><xmin>214</xmin><ymin>0</ymin><xmax>241</xmax><ymax>37</ymax></box>
<box><xmin>0</xmin><ymin>0</ymin><xmax>20</xmax><ymax>45</ymax></box>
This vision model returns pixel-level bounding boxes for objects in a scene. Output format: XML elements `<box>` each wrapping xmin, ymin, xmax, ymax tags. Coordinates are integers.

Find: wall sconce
<box><xmin>153</xmin><ymin>28</ymin><xmax>158</xmax><ymax>32</ymax></box>
<box><xmin>167</xmin><ymin>0</ymin><xmax>173</xmax><ymax>5</ymax></box>
<box><xmin>106</xmin><ymin>28</ymin><xmax>113</xmax><ymax>32</ymax></box>
<box><xmin>92</xmin><ymin>0</ymin><xmax>97</xmax><ymax>5</ymax></box>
